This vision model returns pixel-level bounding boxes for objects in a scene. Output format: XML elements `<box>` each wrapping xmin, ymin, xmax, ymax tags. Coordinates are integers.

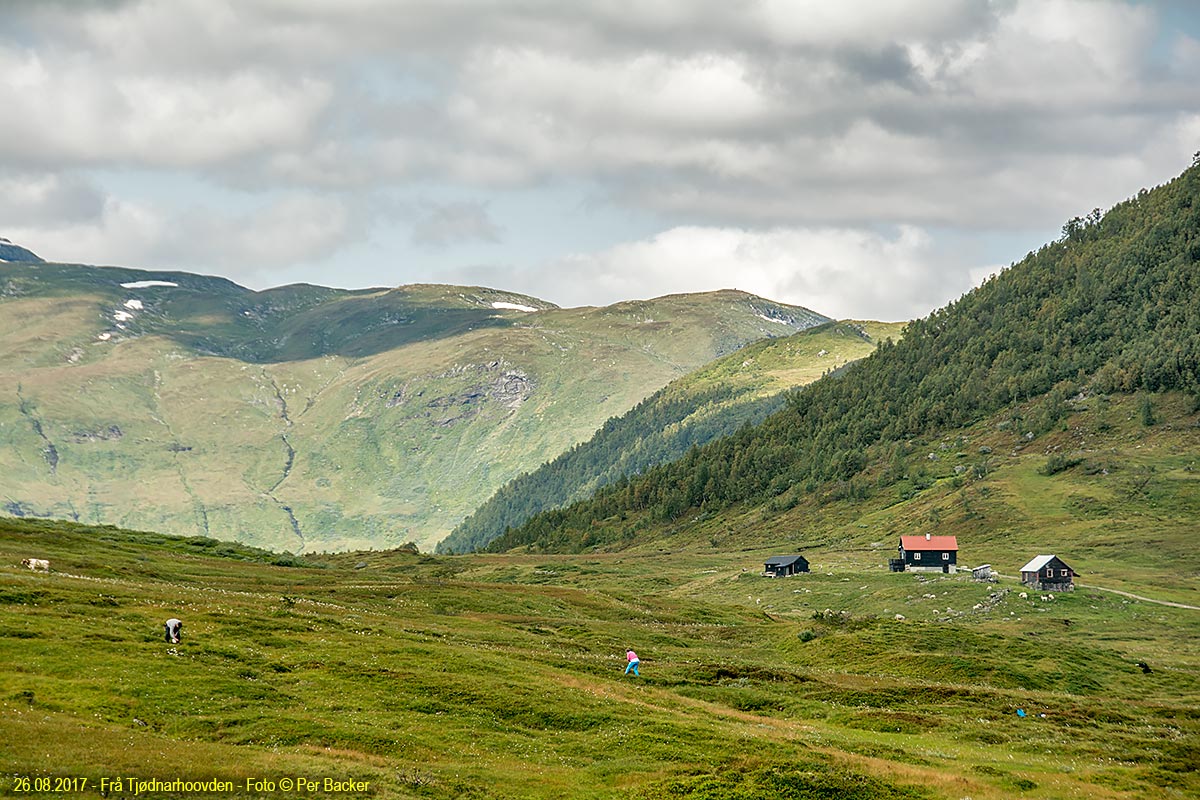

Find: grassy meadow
<box><xmin>2</xmin><ymin>390</ymin><xmax>1198</xmax><ymax>799</ymax></box>
<box><xmin>2</xmin><ymin>489</ymin><xmax>1197</xmax><ymax>800</ymax></box>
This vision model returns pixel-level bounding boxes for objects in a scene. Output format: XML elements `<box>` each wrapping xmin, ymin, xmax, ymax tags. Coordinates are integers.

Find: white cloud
<box><xmin>487</xmin><ymin>225</ymin><xmax>979</xmax><ymax>320</ymax></box>
<box><xmin>0</xmin><ymin>45</ymin><xmax>332</xmax><ymax>169</ymax></box>
<box><xmin>9</xmin><ymin>192</ymin><xmax>352</xmax><ymax>275</ymax></box>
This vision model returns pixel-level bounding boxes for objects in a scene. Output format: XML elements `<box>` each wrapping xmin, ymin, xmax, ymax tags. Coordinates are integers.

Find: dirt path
<box><xmin>993</xmin><ymin>573</ymin><xmax>1199</xmax><ymax>610</ymax></box>
<box><xmin>1075</xmin><ymin>583</ymin><xmax>1200</xmax><ymax>610</ymax></box>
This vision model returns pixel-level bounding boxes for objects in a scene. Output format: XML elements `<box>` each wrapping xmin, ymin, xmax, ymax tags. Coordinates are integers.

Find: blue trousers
<box><xmin>625</xmin><ymin>660</ymin><xmax>640</xmax><ymax>675</ymax></box>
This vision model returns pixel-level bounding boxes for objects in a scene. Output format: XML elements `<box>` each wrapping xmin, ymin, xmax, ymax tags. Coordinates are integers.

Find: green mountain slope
<box><xmin>439</xmin><ymin>320</ymin><xmax>904</xmax><ymax>554</ymax></box>
<box><xmin>0</xmin><ymin>263</ymin><xmax>829</xmax><ymax>551</ymax></box>
<box><xmin>487</xmin><ymin>161</ymin><xmax>1200</xmax><ymax>555</ymax></box>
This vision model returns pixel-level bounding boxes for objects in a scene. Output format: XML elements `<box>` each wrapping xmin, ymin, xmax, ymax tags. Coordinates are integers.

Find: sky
<box><xmin>2</xmin><ymin>0</ymin><xmax>1199</xmax><ymax>321</ymax></box>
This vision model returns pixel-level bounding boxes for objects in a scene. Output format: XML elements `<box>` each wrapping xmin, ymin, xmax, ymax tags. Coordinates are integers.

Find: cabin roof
<box><xmin>899</xmin><ymin>535</ymin><xmax>958</xmax><ymax>551</ymax></box>
<box><xmin>1019</xmin><ymin>554</ymin><xmax>1068</xmax><ymax>573</ymax></box>
<box><xmin>764</xmin><ymin>555</ymin><xmax>807</xmax><ymax>567</ymax></box>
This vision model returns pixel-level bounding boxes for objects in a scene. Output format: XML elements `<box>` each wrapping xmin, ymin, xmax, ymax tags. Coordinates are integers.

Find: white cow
<box><xmin>21</xmin><ymin>558</ymin><xmax>49</xmax><ymax>572</ymax></box>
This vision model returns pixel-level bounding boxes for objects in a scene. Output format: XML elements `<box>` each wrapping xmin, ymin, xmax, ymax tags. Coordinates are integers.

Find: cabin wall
<box><xmin>902</xmin><ymin>548</ymin><xmax>957</xmax><ymax>572</ymax></box>
<box><xmin>1021</xmin><ymin>559</ymin><xmax>1075</xmax><ymax>591</ymax></box>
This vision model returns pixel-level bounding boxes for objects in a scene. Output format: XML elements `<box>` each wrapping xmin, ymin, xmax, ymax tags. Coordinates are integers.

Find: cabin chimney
<box><xmin>925</xmin><ymin>532</ymin><xmax>931</xmax><ymax>541</ymax></box>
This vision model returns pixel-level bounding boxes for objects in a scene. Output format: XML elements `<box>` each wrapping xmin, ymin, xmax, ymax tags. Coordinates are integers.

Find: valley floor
<box><xmin>2</xmin><ymin>519</ymin><xmax>1197</xmax><ymax>799</ymax></box>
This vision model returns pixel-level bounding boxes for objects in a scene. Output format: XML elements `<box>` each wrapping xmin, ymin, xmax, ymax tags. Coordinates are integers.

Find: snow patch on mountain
<box><xmin>492</xmin><ymin>301</ymin><xmax>537</xmax><ymax>312</ymax></box>
<box><xmin>120</xmin><ymin>280</ymin><xmax>178</xmax><ymax>289</ymax></box>
<box><xmin>757</xmin><ymin>313</ymin><xmax>791</xmax><ymax>325</ymax></box>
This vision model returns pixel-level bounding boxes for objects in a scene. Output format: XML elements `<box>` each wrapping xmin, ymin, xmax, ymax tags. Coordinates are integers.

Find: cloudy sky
<box><xmin>2</xmin><ymin>0</ymin><xmax>1199</xmax><ymax>320</ymax></box>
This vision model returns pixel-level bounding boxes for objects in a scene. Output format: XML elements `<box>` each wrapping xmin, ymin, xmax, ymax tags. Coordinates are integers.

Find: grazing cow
<box><xmin>164</xmin><ymin>618</ymin><xmax>182</xmax><ymax>644</ymax></box>
<box><xmin>21</xmin><ymin>558</ymin><xmax>49</xmax><ymax>572</ymax></box>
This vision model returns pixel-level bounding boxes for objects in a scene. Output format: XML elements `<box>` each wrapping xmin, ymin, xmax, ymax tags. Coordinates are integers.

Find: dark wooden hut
<box><xmin>1019</xmin><ymin>555</ymin><xmax>1076</xmax><ymax>591</ymax></box>
<box><xmin>763</xmin><ymin>555</ymin><xmax>809</xmax><ymax>577</ymax></box>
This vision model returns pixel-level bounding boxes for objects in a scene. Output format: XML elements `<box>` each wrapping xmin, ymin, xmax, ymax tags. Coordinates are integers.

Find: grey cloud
<box><xmin>7</xmin><ymin>191</ymin><xmax>357</xmax><ymax>279</ymax></box>
<box><xmin>2</xmin><ymin>0</ymin><xmax>1198</xmax><ymax>319</ymax></box>
<box><xmin>6</xmin><ymin>0</ymin><xmax>1187</xmax><ymax>220</ymax></box>
<box><xmin>0</xmin><ymin>171</ymin><xmax>105</xmax><ymax>225</ymax></box>
<box><xmin>411</xmin><ymin>202</ymin><xmax>502</xmax><ymax>248</ymax></box>
<box><xmin>839</xmin><ymin>43</ymin><xmax>921</xmax><ymax>87</ymax></box>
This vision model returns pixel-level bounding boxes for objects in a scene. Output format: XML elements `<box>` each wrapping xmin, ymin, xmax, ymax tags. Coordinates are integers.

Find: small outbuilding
<box><xmin>763</xmin><ymin>555</ymin><xmax>809</xmax><ymax>577</ymax></box>
<box><xmin>1019</xmin><ymin>555</ymin><xmax>1076</xmax><ymax>591</ymax></box>
<box><xmin>897</xmin><ymin>533</ymin><xmax>959</xmax><ymax>573</ymax></box>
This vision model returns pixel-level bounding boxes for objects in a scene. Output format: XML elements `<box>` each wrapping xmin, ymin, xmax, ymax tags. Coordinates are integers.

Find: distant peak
<box><xmin>0</xmin><ymin>237</ymin><xmax>44</xmax><ymax>263</ymax></box>
<box><xmin>389</xmin><ymin>283</ymin><xmax>558</xmax><ymax>311</ymax></box>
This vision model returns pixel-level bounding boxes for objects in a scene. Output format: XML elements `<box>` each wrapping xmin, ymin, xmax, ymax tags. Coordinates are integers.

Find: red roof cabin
<box><xmin>897</xmin><ymin>533</ymin><xmax>959</xmax><ymax>573</ymax></box>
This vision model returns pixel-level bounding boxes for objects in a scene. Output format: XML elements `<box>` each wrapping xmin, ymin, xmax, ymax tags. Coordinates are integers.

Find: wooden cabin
<box><xmin>897</xmin><ymin>533</ymin><xmax>959</xmax><ymax>573</ymax></box>
<box><xmin>763</xmin><ymin>555</ymin><xmax>809</xmax><ymax>577</ymax></box>
<box><xmin>1019</xmin><ymin>555</ymin><xmax>1076</xmax><ymax>591</ymax></box>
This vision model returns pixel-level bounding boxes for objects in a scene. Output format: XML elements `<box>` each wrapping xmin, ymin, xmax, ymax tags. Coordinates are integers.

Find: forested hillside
<box><xmin>489</xmin><ymin>161</ymin><xmax>1200</xmax><ymax>552</ymax></box>
<box><xmin>440</xmin><ymin>321</ymin><xmax>900</xmax><ymax>553</ymax></box>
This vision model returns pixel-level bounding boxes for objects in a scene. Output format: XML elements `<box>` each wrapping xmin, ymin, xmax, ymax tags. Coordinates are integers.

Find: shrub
<box><xmin>1040</xmin><ymin>453</ymin><xmax>1083</xmax><ymax>475</ymax></box>
<box><xmin>1140</xmin><ymin>395</ymin><xmax>1156</xmax><ymax>426</ymax></box>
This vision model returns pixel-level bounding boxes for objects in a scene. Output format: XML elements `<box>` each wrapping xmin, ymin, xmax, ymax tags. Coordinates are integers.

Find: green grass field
<box><xmin>2</xmin><ymin>491</ymin><xmax>1196</xmax><ymax>799</ymax></box>
<box><xmin>2</xmin><ymin>390</ymin><xmax>1197</xmax><ymax>799</ymax></box>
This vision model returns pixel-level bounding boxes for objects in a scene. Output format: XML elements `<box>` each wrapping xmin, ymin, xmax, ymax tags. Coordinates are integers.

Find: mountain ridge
<box><xmin>0</xmin><ymin>258</ymin><xmax>833</xmax><ymax>551</ymax></box>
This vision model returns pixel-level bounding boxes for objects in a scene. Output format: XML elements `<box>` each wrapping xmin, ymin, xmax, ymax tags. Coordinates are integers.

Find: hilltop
<box><xmin>0</xmin><ymin>259</ymin><xmax>829</xmax><ymax>552</ymax></box>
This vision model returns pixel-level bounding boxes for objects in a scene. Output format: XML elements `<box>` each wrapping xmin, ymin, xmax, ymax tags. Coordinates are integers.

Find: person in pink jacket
<box><xmin>624</xmin><ymin>649</ymin><xmax>640</xmax><ymax>676</ymax></box>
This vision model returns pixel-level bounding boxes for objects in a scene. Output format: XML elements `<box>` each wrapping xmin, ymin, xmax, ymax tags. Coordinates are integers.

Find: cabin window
<box><xmin>1060</xmin><ymin>569</ymin><xmax>1069</xmax><ymax>577</ymax></box>
<box><xmin>942</xmin><ymin>552</ymin><xmax>949</xmax><ymax>560</ymax></box>
<box><xmin>913</xmin><ymin>553</ymin><xmax>921</xmax><ymax>561</ymax></box>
